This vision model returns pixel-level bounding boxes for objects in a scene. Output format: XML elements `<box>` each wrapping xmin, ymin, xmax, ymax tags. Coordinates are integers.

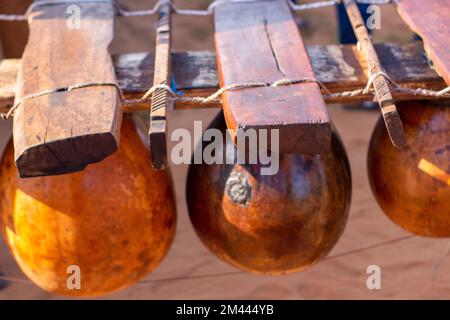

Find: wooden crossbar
<box><xmin>0</xmin><ymin>43</ymin><xmax>447</xmax><ymax>116</ymax></box>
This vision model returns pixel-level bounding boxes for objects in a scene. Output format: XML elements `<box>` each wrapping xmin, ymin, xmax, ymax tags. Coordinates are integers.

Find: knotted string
<box><xmin>2</xmin><ymin>74</ymin><xmax>449</xmax><ymax>119</ymax></box>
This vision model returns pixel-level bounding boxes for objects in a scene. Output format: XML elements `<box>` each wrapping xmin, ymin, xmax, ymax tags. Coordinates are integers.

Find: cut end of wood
<box><xmin>149</xmin><ymin>119</ymin><xmax>167</xmax><ymax>170</ymax></box>
<box><xmin>228</xmin><ymin>122</ymin><xmax>332</xmax><ymax>155</ymax></box>
<box><xmin>388</xmin><ymin>132</ymin><xmax>408</xmax><ymax>148</ymax></box>
<box><xmin>11</xmin><ymin>1</ymin><xmax>122</xmax><ymax>178</ymax></box>
<box><xmin>381</xmin><ymin>107</ymin><xmax>408</xmax><ymax>148</ymax></box>
<box><xmin>14</xmin><ymin>132</ymin><xmax>119</xmax><ymax>178</ymax></box>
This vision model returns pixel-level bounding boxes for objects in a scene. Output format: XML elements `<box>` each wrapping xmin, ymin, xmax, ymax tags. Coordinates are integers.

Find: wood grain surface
<box><xmin>1</xmin><ymin>43</ymin><xmax>446</xmax><ymax>116</ymax></box>
<box><xmin>395</xmin><ymin>0</ymin><xmax>450</xmax><ymax>85</ymax></box>
<box><xmin>214</xmin><ymin>0</ymin><xmax>331</xmax><ymax>154</ymax></box>
<box><xmin>13</xmin><ymin>2</ymin><xmax>122</xmax><ymax>178</ymax></box>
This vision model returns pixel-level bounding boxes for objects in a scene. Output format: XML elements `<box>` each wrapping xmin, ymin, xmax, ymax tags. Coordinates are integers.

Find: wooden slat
<box><xmin>214</xmin><ymin>0</ymin><xmax>331</xmax><ymax>154</ymax></box>
<box><xmin>343</xmin><ymin>0</ymin><xmax>406</xmax><ymax>147</ymax></box>
<box><xmin>13</xmin><ymin>2</ymin><xmax>122</xmax><ymax>178</ymax></box>
<box><xmin>148</xmin><ymin>2</ymin><xmax>172</xmax><ymax>170</ymax></box>
<box><xmin>0</xmin><ymin>43</ymin><xmax>446</xmax><ymax>115</ymax></box>
<box><xmin>395</xmin><ymin>0</ymin><xmax>450</xmax><ymax>85</ymax></box>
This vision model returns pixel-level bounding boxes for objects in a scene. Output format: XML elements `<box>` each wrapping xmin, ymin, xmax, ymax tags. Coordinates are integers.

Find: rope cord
<box><xmin>0</xmin><ymin>0</ymin><xmax>393</xmax><ymax>21</ymax></box>
<box><xmin>2</xmin><ymin>73</ymin><xmax>449</xmax><ymax>120</ymax></box>
<box><xmin>0</xmin><ymin>0</ymin><xmax>446</xmax><ymax>120</ymax></box>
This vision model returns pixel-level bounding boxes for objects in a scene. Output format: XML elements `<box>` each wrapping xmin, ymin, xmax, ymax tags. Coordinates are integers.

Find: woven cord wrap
<box><xmin>2</xmin><ymin>75</ymin><xmax>449</xmax><ymax>119</ymax></box>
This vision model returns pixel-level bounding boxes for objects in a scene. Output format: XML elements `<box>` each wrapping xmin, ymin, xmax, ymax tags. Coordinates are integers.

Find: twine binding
<box><xmin>1</xmin><ymin>74</ymin><xmax>449</xmax><ymax>120</ymax></box>
<box><xmin>0</xmin><ymin>0</ymin><xmax>393</xmax><ymax>21</ymax></box>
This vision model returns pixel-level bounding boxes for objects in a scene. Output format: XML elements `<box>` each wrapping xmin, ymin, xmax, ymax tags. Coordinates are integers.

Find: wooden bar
<box><xmin>0</xmin><ymin>43</ymin><xmax>447</xmax><ymax>115</ymax></box>
<box><xmin>395</xmin><ymin>0</ymin><xmax>450</xmax><ymax>85</ymax></box>
<box><xmin>13</xmin><ymin>2</ymin><xmax>122</xmax><ymax>178</ymax></box>
<box><xmin>343</xmin><ymin>0</ymin><xmax>406</xmax><ymax>147</ymax></box>
<box><xmin>213</xmin><ymin>0</ymin><xmax>331</xmax><ymax>154</ymax></box>
<box><xmin>148</xmin><ymin>1</ymin><xmax>172</xmax><ymax>170</ymax></box>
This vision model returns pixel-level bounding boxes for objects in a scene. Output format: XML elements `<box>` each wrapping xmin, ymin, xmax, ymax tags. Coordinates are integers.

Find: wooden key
<box><xmin>13</xmin><ymin>1</ymin><xmax>122</xmax><ymax>177</ymax></box>
<box><xmin>148</xmin><ymin>1</ymin><xmax>172</xmax><ymax>170</ymax></box>
<box><xmin>395</xmin><ymin>0</ymin><xmax>450</xmax><ymax>85</ymax></box>
<box><xmin>343</xmin><ymin>0</ymin><xmax>407</xmax><ymax>147</ymax></box>
<box><xmin>213</xmin><ymin>0</ymin><xmax>331</xmax><ymax>154</ymax></box>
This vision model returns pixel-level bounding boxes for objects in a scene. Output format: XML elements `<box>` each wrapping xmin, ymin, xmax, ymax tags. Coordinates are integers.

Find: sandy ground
<box><xmin>0</xmin><ymin>1</ymin><xmax>449</xmax><ymax>299</ymax></box>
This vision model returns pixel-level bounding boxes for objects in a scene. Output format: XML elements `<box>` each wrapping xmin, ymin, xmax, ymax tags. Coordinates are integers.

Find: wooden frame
<box><xmin>1</xmin><ymin>42</ymin><xmax>447</xmax><ymax>116</ymax></box>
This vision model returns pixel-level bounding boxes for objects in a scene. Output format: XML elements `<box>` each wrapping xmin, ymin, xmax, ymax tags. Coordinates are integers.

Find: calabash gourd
<box><xmin>368</xmin><ymin>101</ymin><xmax>450</xmax><ymax>237</ymax></box>
<box><xmin>0</xmin><ymin>116</ymin><xmax>176</xmax><ymax>296</ymax></box>
<box><xmin>186</xmin><ymin>113</ymin><xmax>352</xmax><ymax>274</ymax></box>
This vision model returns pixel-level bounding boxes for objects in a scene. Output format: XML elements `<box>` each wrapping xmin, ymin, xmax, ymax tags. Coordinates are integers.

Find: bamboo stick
<box><xmin>343</xmin><ymin>0</ymin><xmax>407</xmax><ymax>147</ymax></box>
<box><xmin>148</xmin><ymin>1</ymin><xmax>172</xmax><ymax>170</ymax></box>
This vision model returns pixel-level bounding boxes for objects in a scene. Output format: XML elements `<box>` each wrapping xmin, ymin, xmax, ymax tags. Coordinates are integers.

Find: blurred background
<box><xmin>0</xmin><ymin>0</ymin><xmax>449</xmax><ymax>299</ymax></box>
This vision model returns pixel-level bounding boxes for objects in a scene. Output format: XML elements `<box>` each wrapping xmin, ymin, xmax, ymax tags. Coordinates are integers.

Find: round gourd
<box><xmin>0</xmin><ymin>116</ymin><xmax>176</xmax><ymax>296</ymax></box>
<box><xmin>368</xmin><ymin>101</ymin><xmax>450</xmax><ymax>237</ymax></box>
<box><xmin>186</xmin><ymin>114</ymin><xmax>351</xmax><ymax>274</ymax></box>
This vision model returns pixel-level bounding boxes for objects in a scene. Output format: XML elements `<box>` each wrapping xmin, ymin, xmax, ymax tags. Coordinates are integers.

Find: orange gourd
<box><xmin>0</xmin><ymin>116</ymin><xmax>176</xmax><ymax>296</ymax></box>
<box><xmin>368</xmin><ymin>101</ymin><xmax>450</xmax><ymax>237</ymax></box>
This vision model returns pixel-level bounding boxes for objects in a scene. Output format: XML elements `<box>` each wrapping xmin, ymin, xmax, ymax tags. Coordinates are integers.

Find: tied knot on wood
<box><xmin>324</xmin><ymin>71</ymin><xmax>450</xmax><ymax>100</ymax></box>
<box><xmin>1</xmin><ymin>76</ymin><xmax>449</xmax><ymax>120</ymax></box>
<box><xmin>0</xmin><ymin>82</ymin><xmax>124</xmax><ymax>120</ymax></box>
<box><xmin>142</xmin><ymin>78</ymin><xmax>330</xmax><ymax>104</ymax></box>
<box><xmin>0</xmin><ymin>78</ymin><xmax>332</xmax><ymax>120</ymax></box>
